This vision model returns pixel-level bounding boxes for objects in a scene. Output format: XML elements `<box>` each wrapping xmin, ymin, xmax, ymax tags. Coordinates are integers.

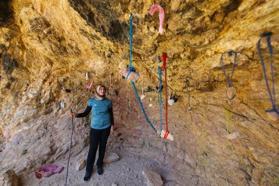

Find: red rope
<box><xmin>161</xmin><ymin>52</ymin><xmax>168</xmax><ymax>132</ymax></box>
<box><xmin>163</xmin><ymin>130</ymin><xmax>169</xmax><ymax>139</ymax></box>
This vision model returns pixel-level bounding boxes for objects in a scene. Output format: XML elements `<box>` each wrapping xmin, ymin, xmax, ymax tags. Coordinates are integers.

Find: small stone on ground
<box><xmin>142</xmin><ymin>168</ymin><xmax>163</xmax><ymax>186</ymax></box>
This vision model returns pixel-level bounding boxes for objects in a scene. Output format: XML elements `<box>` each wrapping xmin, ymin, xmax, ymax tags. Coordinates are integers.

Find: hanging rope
<box><xmin>128</xmin><ymin>14</ymin><xmax>156</xmax><ymax>132</ymax></box>
<box><xmin>220</xmin><ymin>50</ymin><xmax>239</xmax><ymax>100</ymax></box>
<box><xmin>185</xmin><ymin>78</ymin><xmax>192</xmax><ymax>111</ymax></box>
<box><xmin>131</xmin><ymin>81</ymin><xmax>156</xmax><ymax>131</ymax></box>
<box><xmin>127</xmin><ymin>14</ymin><xmax>173</xmax><ymax>139</ymax></box>
<box><xmin>220</xmin><ymin>50</ymin><xmax>238</xmax><ymax>88</ymax></box>
<box><xmin>157</xmin><ymin>66</ymin><xmax>163</xmax><ymax>131</ymax></box>
<box><xmin>65</xmin><ymin>109</ymin><xmax>74</xmax><ymax>186</ymax></box>
<box><xmin>257</xmin><ymin>32</ymin><xmax>278</xmax><ymax>115</ymax></box>
<box><xmin>129</xmin><ymin>15</ymin><xmax>133</xmax><ymax>68</ymax></box>
<box><xmin>161</xmin><ymin>53</ymin><xmax>169</xmax><ymax>133</ymax></box>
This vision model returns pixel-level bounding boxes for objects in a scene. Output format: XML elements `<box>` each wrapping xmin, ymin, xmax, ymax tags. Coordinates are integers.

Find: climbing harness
<box><xmin>257</xmin><ymin>32</ymin><xmax>279</xmax><ymax>120</ymax></box>
<box><xmin>149</xmin><ymin>4</ymin><xmax>165</xmax><ymax>34</ymax></box>
<box><xmin>65</xmin><ymin>109</ymin><xmax>74</xmax><ymax>186</ymax></box>
<box><xmin>220</xmin><ymin>50</ymin><xmax>239</xmax><ymax>100</ymax></box>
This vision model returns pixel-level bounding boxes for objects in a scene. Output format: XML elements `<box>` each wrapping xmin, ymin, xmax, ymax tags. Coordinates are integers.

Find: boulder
<box><xmin>76</xmin><ymin>159</ymin><xmax>86</xmax><ymax>171</ymax></box>
<box><xmin>104</xmin><ymin>152</ymin><xmax>120</xmax><ymax>163</ymax></box>
<box><xmin>142</xmin><ymin>168</ymin><xmax>163</xmax><ymax>186</ymax></box>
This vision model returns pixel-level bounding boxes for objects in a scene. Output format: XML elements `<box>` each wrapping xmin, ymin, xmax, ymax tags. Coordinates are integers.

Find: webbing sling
<box><xmin>220</xmin><ymin>50</ymin><xmax>238</xmax><ymax>88</ymax></box>
<box><xmin>257</xmin><ymin>32</ymin><xmax>279</xmax><ymax>115</ymax></box>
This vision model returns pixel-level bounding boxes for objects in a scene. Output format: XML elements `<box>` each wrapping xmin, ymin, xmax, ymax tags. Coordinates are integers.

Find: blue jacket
<box><xmin>76</xmin><ymin>97</ymin><xmax>114</xmax><ymax>129</ymax></box>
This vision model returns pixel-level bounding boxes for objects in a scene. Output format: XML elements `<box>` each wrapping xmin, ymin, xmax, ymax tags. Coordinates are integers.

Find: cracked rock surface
<box><xmin>0</xmin><ymin>0</ymin><xmax>278</xmax><ymax>185</ymax></box>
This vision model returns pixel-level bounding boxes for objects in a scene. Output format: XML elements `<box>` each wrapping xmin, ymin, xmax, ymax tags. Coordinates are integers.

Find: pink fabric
<box><xmin>35</xmin><ymin>164</ymin><xmax>64</xmax><ymax>179</ymax></box>
<box><xmin>149</xmin><ymin>4</ymin><xmax>165</xmax><ymax>34</ymax></box>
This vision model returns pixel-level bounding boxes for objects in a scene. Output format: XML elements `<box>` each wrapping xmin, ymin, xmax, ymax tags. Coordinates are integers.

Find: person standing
<box><xmin>71</xmin><ymin>85</ymin><xmax>114</xmax><ymax>181</ymax></box>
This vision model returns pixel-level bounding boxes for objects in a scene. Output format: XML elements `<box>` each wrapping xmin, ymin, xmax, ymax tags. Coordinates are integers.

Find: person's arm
<box><xmin>75</xmin><ymin>106</ymin><xmax>92</xmax><ymax>118</ymax></box>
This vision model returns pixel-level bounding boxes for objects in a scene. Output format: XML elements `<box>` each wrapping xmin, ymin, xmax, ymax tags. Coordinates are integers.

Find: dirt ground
<box><xmin>21</xmin><ymin>149</ymin><xmax>198</xmax><ymax>186</ymax></box>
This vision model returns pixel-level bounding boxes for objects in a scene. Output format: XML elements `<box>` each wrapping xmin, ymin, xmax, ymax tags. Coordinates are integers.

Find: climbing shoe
<box><xmin>97</xmin><ymin>166</ymin><xmax>104</xmax><ymax>175</ymax></box>
<box><xmin>83</xmin><ymin>172</ymin><xmax>91</xmax><ymax>181</ymax></box>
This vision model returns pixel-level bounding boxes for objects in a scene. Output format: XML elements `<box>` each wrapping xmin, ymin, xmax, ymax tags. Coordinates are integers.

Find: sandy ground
<box><xmin>21</xmin><ymin>149</ymin><xmax>196</xmax><ymax>186</ymax></box>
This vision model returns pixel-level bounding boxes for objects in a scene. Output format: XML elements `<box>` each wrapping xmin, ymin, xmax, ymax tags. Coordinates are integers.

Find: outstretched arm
<box><xmin>75</xmin><ymin>106</ymin><xmax>92</xmax><ymax>118</ymax></box>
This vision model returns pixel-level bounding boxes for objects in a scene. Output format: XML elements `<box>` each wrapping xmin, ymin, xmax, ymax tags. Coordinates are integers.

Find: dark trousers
<box><xmin>86</xmin><ymin>126</ymin><xmax>111</xmax><ymax>174</ymax></box>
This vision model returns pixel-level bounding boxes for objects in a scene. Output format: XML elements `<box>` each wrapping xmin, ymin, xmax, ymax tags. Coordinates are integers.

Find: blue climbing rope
<box><xmin>131</xmin><ymin>81</ymin><xmax>156</xmax><ymax>131</ymax></box>
<box><xmin>128</xmin><ymin>14</ymin><xmax>157</xmax><ymax>132</ymax></box>
<box><xmin>157</xmin><ymin>66</ymin><xmax>163</xmax><ymax>131</ymax></box>
<box><xmin>129</xmin><ymin>15</ymin><xmax>133</xmax><ymax>68</ymax></box>
<box><xmin>257</xmin><ymin>32</ymin><xmax>278</xmax><ymax>114</ymax></box>
<box><xmin>220</xmin><ymin>50</ymin><xmax>238</xmax><ymax>88</ymax></box>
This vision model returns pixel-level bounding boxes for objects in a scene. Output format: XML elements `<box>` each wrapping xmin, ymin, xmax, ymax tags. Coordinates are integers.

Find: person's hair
<box><xmin>96</xmin><ymin>85</ymin><xmax>106</xmax><ymax>91</ymax></box>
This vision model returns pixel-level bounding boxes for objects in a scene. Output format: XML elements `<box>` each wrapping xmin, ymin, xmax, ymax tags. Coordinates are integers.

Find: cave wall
<box><xmin>0</xmin><ymin>0</ymin><xmax>278</xmax><ymax>185</ymax></box>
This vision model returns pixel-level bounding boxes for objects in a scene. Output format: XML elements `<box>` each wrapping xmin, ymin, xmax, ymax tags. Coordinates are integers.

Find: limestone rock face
<box><xmin>0</xmin><ymin>170</ymin><xmax>19</xmax><ymax>186</ymax></box>
<box><xmin>0</xmin><ymin>0</ymin><xmax>278</xmax><ymax>185</ymax></box>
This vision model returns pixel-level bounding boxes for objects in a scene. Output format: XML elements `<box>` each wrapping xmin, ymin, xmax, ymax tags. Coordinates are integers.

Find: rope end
<box><xmin>159</xmin><ymin>130</ymin><xmax>174</xmax><ymax>141</ymax></box>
